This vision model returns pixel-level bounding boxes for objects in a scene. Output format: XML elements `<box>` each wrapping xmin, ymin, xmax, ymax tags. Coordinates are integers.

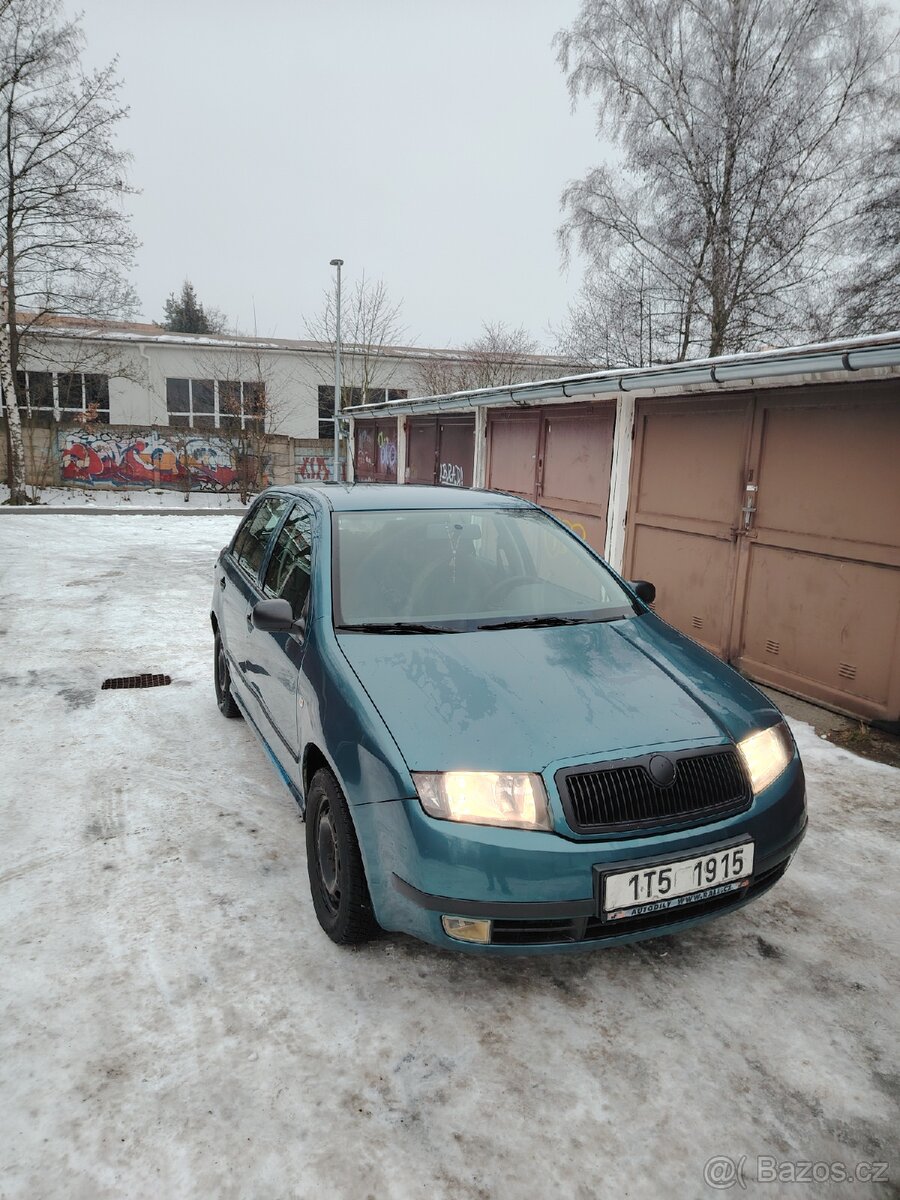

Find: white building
<box><xmin>13</xmin><ymin>315</ymin><xmax>575</xmax><ymax>441</ymax></box>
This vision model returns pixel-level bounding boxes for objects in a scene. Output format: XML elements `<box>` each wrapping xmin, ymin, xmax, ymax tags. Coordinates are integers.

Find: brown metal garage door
<box><xmin>486</xmin><ymin>404</ymin><xmax>615</xmax><ymax>551</ymax></box>
<box><xmin>624</xmin><ymin>380</ymin><xmax>900</xmax><ymax>725</ymax></box>
<box><xmin>354</xmin><ymin>419</ymin><xmax>398</xmax><ymax>482</ymax></box>
<box><xmin>405</xmin><ymin>416</ymin><xmax>475</xmax><ymax>486</ymax></box>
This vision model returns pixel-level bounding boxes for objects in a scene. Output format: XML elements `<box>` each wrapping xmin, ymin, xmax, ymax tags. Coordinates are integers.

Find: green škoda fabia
<box><xmin>211</xmin><ymin>484</ymin><xmax>807</xmax><ymax>953</ymax></box>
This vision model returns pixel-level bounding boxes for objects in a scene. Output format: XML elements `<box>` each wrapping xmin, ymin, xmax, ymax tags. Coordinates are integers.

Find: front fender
<box><xmin>304</xmin><ymin>620</ymin><xmax>413</xmax><ymax>806</ymax></box>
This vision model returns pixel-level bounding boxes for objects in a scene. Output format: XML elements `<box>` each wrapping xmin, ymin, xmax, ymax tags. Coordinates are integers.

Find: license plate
<box><xmin>602</xmin><ymin>841</ymin><xmax>754</xmax><ymax>920</ymax></box>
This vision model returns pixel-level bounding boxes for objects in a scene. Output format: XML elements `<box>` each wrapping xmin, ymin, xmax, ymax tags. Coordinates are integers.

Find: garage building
<box><xmin>346</xmin><ymin>332</ymin><xmax>900</xmax><ymax>728</ymax></box>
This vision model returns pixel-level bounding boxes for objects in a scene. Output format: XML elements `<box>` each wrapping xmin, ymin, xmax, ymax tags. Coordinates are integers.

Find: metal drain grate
<box><xmin>101</xmin><ymin>674</ymin><xmax>172</xmax><ymax>691</ymax></box>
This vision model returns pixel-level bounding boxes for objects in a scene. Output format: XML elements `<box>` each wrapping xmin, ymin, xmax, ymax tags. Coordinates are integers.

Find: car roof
<box><xmin>269</xmin><ymin>483</ymin><xmax>534</xmax><ymax>513</ymax></box>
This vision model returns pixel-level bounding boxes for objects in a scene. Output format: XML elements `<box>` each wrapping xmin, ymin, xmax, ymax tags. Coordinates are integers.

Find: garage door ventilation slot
<box><xmin>101</xmin><ymin>674</ymin><xmax>172</xmax><ymax>691</ymax></box>
<box><xmin>838</xmin><ymin>662</ymin><xmax>857</xmax><ymax>681</ymax></box>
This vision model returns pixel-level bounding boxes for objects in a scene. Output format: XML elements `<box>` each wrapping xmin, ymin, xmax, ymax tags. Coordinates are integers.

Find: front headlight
<box><xmin>412</xmin><ymin>771</ymin><xmax>552</xmax><ymax>831</ymax></box>
<box><xmin>737</xmin><ymin>723</ymin><xmax>794</xmax><ymax>795</ymax></box>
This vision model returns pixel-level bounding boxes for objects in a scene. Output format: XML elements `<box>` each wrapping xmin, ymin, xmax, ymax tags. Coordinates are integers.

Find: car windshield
<box><xmin>332</xmin><ymin>506</ymin><xmax>637</xmax><ymax>631</ymax></box>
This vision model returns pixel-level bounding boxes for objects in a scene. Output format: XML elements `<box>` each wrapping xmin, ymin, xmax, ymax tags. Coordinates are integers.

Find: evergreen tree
<box><xmin>162</xmin><ymin>281</ymin><xmax>226</xmax><ymax>334</ymax></box>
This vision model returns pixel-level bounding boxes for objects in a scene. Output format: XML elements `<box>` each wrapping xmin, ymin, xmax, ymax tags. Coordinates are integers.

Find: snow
<box><xmin>0</xmin><ymin>484</ymin><xmax>249</xmax><ymax>511</ymax></box>
<box><xmin>1</xmin><ymin>513</ymin><xmax>898</xmax><ymax>1199</ymax></box>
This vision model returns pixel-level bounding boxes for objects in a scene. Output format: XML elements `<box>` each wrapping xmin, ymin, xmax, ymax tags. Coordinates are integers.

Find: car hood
<box><xmin>336</xmin><ymin>616</ymin><xmax>775</xmax><ymax>773</ymax></box>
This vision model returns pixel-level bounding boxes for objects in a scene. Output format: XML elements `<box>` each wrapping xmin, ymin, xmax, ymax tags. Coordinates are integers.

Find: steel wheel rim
<box><xmin>315</xmin><ymin>804</ymin><xmax>341</xmax><ymax>914</ymax></box>
<box><xmin>216</xmin><ymin>642</ymin><xmax>228</xmax><ymax>697</ymax></box>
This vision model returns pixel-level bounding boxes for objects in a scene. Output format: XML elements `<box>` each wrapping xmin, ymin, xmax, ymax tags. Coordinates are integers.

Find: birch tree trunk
<box><xmin>0</xmin><ymin>281</ymin><xmax>27</xmax><ymax>504</ymax></box>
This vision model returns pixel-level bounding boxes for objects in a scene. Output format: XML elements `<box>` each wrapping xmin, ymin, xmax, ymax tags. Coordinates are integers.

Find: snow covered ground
<box><xmin>0</xmin><ymin>484</ymin><xmax>248</xmax><ymax>510</ymax></box>
<box><xmin>1</xmin><ymin>513</ymin><xmax>898</xmax><ymax>1200</ymax></box>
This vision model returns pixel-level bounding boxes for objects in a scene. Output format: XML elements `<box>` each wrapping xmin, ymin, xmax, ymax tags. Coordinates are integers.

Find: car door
<box><xmin>250</xmin><ymin>501</ymin><xmax>315</xmax><ymax>763</ymax></box>
<box><xmin>220</xmin><ymin>493</ymin><xmax>291</xmax><ymax>710</ymax></box>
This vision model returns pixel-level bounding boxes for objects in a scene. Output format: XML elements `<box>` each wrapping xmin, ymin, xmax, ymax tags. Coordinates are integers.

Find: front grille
<box><xmin>557</xmin><ymin>747</ymin><xmax>750</xmax><ymax>834</ymax></box>
<box><xmin>490</xmin><ymin>918</ymin><xmax>580</xmax><ymax>946</ymax></box>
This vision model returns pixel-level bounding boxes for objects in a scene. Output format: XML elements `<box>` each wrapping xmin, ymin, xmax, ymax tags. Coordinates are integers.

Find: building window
<box><xmin>218</xmin><ymin>381</ymin><xmax>241</xmax><ymax>432</ymax></box>
<box><xmin>4</xmin><ymin>371</ymin><xmax>110</xmax><ymax>425</ymax></box>
<box><xmin>318</xmin><ymin>385</ymin><xmax>337</xmax><ymax>438</ymax></box>
<box><xmin>165</xmin><ymin>378</ymin><xmax>266</xmax><ymax>431</ymax></box>
<box><xmin>191</xmin><ymin>379</ymin><xmax>215</xmax><ymax>430</ymax></box>
<box><xmin>317</xmin><ymin>385</ymin><xmax>408</xmax><ymax>438</ymax></box>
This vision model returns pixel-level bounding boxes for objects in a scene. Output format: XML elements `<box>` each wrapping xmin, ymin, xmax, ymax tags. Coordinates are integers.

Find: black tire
<box><xmin>214</xmin><ymin>630</ymin><xmax>242</xmax><ymax>719</ymax></box>
<box><xmin>306</xmin><ymin>767</ymin><xmax>378</xmax><ymax>945</ymax></box>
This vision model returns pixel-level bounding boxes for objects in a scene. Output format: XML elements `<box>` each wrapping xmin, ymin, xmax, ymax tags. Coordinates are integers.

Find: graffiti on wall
<box><xmin>377</xmin><ymin>429</ymin><xmax>397</xmax><ymax>473</ymax></box>
<box><xmin>438</xmin><ymin>461</ymin><xmax>464</xmax><ymax>487</ymax></box>
<box><xmin>295</xmin><ymin>455</ymin><xmax>343</xmax><ymax>482</ymax></box>
<box><xmin>59</xmin><ymin>429</ymin><xmax>239</xmax><ymax>490</ymax></box>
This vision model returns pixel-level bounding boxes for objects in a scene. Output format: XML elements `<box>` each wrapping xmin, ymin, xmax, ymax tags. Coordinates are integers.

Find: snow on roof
<box><xmin>19</xmin><ymin>311</ymin><xmax>578</xmax><ymax>366</ymax></box>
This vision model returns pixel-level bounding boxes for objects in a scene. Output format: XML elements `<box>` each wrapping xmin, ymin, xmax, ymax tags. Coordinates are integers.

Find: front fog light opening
<box><xmin>442</xmin><ymin>915</ymin><xmax>492</xmax><ymax>944</ymax></box>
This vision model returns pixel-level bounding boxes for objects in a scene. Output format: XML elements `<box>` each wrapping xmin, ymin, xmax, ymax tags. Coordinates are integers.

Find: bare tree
<box><xmin>413</xmin><ymin>350</ymin><xmax>466</xmax><ymax>397</ymax></box>
<box><xmin>0</xmin><ymin>0</ymin><xmax>137</xmax><ymax>503</ymax></box>
<box><xmin>556</xmin><ymin>0</ymin><xmax>895</xmax><ymax>359</ymax></box>
<box><xmin>304</xmin><ymin>271</ymin><xmax>407</xmax><ymax>396</ymax></box>
<box><xmin>415</xmin><ymin>321</ymin><xmax>548</xmax><ymax>394</ymax></box>
<box><xmin>196</xmin><ymin>337</ymin><xmax>295</xmax><ymax>503</ymax></box>
<box><xmin>303</xmin><ymin>273</ymin><xmax>408</xmax><ymax>447</ymax></box>
<box><xmin>826</xmin><ymin>131</ymin><xmax>900</xmax><ymax>334</ymax></box>
<box><xmin>557</xmin><ymin>252</ymin><xmax>696</xmax><ymax>367</ymax></box>
<box><xmin>461</xmin><ymin>322</ymin><xmax>540</xmax><ymax>388</ymax></box>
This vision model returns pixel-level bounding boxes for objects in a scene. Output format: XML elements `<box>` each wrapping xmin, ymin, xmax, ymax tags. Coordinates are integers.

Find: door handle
<box><xmin>741</xmin><ymin>482</ymin><xmax>758</xmax><ymax>531</ymax></box>
<box><xmin>219</xmin><ymin>576</ymin><xmax>226</xmax><ymax>590</ymax></box>
<box><xmin>246</xmin><ymin>612</ymin><xmax>254</xmax><ymax>632</ymax></box>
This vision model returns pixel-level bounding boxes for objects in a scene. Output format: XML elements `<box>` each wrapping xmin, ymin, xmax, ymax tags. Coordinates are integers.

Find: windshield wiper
<box><xmin>336</xmin><ymin>622</ymin><xmax>457</xmax><ymax>634</ymax></box>
<box><xmin>476</xmin><ymin>615</ymin><xmax>605</xmax><ymax>631</ymax></box>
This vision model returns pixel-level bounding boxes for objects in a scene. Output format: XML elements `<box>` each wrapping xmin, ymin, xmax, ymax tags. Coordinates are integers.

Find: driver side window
<box><xmin>233</xmin><ymin>495</ymin><xmax>289</xmax><ymax>579</ymax></box>
<box><xmin>262</xmin><ymin>505</ymin><xmax>313</xmax><ymax>619</ymax></box>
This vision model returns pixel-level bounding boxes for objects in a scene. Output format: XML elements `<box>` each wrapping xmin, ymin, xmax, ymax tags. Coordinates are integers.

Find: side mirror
<box><xmin>251</xmin><ymin>598</ymin><xmax>295</xmax><ymax>632</ymax></box>
<box><xmin>630</xmin><ymin>580</ymin><xmax>656</xmax><ymax>605</ymax></box>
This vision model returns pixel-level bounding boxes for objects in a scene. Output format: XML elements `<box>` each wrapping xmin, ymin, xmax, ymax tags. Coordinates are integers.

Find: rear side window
<box><xmin>263</xmin><ymin>506</ymin><xmax>313</xmax><ymax>618</ymax></box>
<box><xmin>232</xmin><ymin>496</ymin><xmax>289</xmax><ymax>579</ymax></box>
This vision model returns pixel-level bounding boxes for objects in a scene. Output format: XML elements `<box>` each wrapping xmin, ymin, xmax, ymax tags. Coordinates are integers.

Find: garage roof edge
<box><xmin>343</xmin><ymin>330</ymin><xmax>900</xmax><ymax>419</ymax></box>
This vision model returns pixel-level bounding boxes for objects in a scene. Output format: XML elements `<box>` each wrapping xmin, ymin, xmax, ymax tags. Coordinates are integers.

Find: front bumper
<box><xmin>353</xmin><ymin>758</ymin><xmax>807</xmax><ymax>953</ymax></box>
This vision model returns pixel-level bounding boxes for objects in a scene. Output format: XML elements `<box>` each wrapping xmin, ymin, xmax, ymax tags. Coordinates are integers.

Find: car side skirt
<box><xmin>231</xmin><ymin>687</ymin><xmax>305</xmax><ymax>813</ymax></box>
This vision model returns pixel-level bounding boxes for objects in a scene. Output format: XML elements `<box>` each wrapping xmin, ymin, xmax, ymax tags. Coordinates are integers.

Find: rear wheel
<box><xmin>214</xmin><ymin>630</ymin><xmax>242</xmax><ymax>719</ymax></box>
<box><xmin>306</xmin><ymin>767</ymin><xmax>378</xmax><ymax>944</ymax></box>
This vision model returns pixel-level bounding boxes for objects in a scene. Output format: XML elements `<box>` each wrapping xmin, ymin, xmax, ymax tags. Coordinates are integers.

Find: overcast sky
<box><xmin>77</xmin><ymin>0</ymin><xmax>601</xmax><ymax>350</ymax></box>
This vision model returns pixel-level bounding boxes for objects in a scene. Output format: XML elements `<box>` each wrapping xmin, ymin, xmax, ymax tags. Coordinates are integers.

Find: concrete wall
<box><xmin>0</xmin><ymin>419</ymin><xmax>344</xmax><ymax>492</ymax></box>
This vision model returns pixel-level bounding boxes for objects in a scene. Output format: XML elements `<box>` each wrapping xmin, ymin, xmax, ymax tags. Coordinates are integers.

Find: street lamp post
<box><xmin>329</xmin><ymin>258</ymin><xmax>343</xmax><ymax>481</ymax></box>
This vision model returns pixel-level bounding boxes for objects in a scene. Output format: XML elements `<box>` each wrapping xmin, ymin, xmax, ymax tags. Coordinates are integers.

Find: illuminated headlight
<box><xmin>412</xmin><ymin>772</ymin><xmax>552</xmax><ymax>831</ymax></box>
<box><xmin>737</xmin><ymin>723</ymin><xmax>794</xmax><ymax>795</ymax></box>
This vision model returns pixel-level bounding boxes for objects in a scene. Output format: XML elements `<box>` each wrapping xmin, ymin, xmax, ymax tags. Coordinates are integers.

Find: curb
<box><xmin>0</xmin><ymin>506</ymin><xmax>247</xmax><ymax>516</ymax></box>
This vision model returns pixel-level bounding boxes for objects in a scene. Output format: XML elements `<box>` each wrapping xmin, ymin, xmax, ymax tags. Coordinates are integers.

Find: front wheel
<box><xmin>306</xmin><ymin>768</ymin><xmax>378</xmax><ymax>945</ymax></box>
<box><xmin>214</xmin><ymin>630</ymin><xmax>242</xmax><ymax>718</ymax></box>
